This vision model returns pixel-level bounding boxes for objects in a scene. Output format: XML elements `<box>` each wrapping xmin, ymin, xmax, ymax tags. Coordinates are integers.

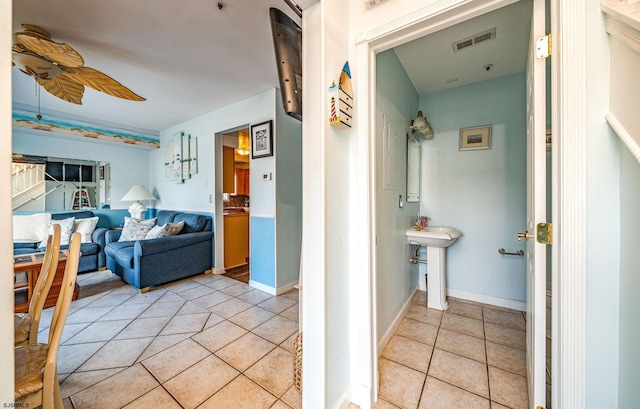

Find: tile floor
<box><xmin>42</xmin><ymin>271</ymin><xmax>528</xmax><ymax>409</ymax></box>
<box><xmin>374</xmin><ymin>291</ymin><xmax>529</xmax><ymax>409</ymax></box>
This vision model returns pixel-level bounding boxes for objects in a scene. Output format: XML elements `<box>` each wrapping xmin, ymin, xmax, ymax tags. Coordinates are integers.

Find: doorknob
<box><xmin>517</xmin><ymin>231</ymin><xmax>532</xmax><ymax>241</ymax></box>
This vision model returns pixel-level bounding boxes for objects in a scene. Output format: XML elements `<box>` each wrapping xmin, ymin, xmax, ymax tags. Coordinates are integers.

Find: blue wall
<box><xmin>420</xmin><ymin>72</ymin><xmax>527</xmax><ymax>303</ymax></box>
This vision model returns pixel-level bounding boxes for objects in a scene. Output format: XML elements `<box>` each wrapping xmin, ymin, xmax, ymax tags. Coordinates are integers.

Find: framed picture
<box><xmin>459</xmin><ymin>126</ymin><xmax>492</xmax><ymax>151</ymax></box>
<box><xmin>251</xmin><ymin>120</ymin><xmax>273</xmax><ymax>159</ymax></box>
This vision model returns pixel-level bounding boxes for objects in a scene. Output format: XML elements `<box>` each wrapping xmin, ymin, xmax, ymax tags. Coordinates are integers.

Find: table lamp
<box><xmin>121</xmin><ymin>185</ymin><xmax>156</xmax><ymax>219</ymax></box>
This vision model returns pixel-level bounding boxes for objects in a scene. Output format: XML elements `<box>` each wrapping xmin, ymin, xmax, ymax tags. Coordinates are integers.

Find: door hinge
<box><xmin>536</xmin><ymin>222</ymin><xmax>552</xmax><ymax>245</ymax></box>
<box><xmin>536</xmin><ymin>34</ymin><xmax>551</xmax><ymax>58</ymax></box>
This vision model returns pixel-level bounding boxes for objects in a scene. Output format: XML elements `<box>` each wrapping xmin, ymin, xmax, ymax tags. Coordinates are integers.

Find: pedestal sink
<box><xmin>406</xmin><ymin>226</ymin><xmax>462</xmax><ymax>311</ymax></box>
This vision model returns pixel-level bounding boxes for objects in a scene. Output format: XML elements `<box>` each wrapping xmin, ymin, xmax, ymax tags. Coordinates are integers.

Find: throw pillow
<box><xmin>13</xmin><ymin>213</ymin><xmax>52</xmax><ymax>243</ymax></box>
<box><xmin>163</xmin><ymin>221</ymin><xmax>185</xmax><ymax>237</ymax></box>
<box><xmin>119</xmin><ymin>217</ymin><xmax>157</xmax><ymax>242</ymax></box>
<box><xmin>73</xmin><ymin>216</ymin><xmax>99</xmax><ymax>243</ymax></box>
<box><xmin>40</xmin><ymin>217</ymin><xmax>76</xmax><ymax>247</ymax></box>
<box><xmin>145</xmin><ymin>224</ymin><xmax>168</xmax><ymax>240</ymax></box>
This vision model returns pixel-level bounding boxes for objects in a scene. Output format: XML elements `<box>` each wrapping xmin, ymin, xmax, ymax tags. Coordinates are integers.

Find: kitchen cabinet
<box><xmin>223</xmin><ymin>146</ymin><xmax>235</xmax><ymax>193</ymax></box>
<box><xmin>235</xmin><ymin>168</ymin><xmax>250</xmax><ymax>195</ymax></box>
<box><xmin>224</xmin><ymin>212</ymin><xmax>249</xmax><ymax>269</ymax></box>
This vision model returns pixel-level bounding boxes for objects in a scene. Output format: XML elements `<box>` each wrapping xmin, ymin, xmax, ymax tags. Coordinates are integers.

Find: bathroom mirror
<box><xmin>406</xmin><ymin>135</ymin><xmax>420</xmax><ymax>202</ymax></box>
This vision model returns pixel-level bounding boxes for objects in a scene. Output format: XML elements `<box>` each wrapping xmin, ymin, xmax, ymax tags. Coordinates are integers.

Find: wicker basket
<box><xmin>293</xmin><ymin>332</ymin><xmax>302</xmax><ymax>393</ymax></box>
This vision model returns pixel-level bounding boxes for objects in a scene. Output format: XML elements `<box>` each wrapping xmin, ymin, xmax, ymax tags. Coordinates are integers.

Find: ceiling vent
<box><xmin>452</xmin><ymin>27</ymin><xmax>497</xmax><ymax>52</ymax></box>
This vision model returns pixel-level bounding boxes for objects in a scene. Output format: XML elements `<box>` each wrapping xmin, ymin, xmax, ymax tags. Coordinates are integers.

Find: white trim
<box><xmin>332</xmin><ymin>387</ymin><xmax>352</xmax><ymax>409</ymax></box>
<box><xmin>447</xmin><ymin>288</ymin><xmax>527</xmax><ymax>312</ymax></box>
<box><xmin>249</xmin><ymin>213</ymin><xmax>275</xmax><ymax>219</ymax></box>
<box><xmin>248</xmin><ymin>279</ymin><xmax>299</xmax><ymax>296</ymax></box>
<box><xmin>377</xmin><ymin>287</ymin><xmax>419</xmax><ymax>355</ymax></box>
<box><xmin>276</xmin><ymin>280</ymin><xmax>299</xmax><ymax>296</ymax></box>
<box><xmin>606</xmin><ymin>111</ymin><xmax>640</xmax><ymax>164</ymax></box>
<box><xmin>602</xmin><ymin>0</ymin><xmax>640</xmax><ymax>54</ymax></box>
<box><xmin>213</xmin><ymin>266</ymin><xmax>226</xmax><ymax>275</ymax></box>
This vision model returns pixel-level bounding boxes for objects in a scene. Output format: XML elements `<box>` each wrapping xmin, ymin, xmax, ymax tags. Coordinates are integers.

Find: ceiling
<box><xmin>11</xmin><ymin>0</ymin><xmax>531</xmax><ymax>135</ymax></box>
<box><xmin>11</xmin><ymin>0</ymin><xmax>302</xmax><ymax>133</ymax></box>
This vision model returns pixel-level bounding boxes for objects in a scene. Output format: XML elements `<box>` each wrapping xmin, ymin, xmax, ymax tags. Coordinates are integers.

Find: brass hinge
<box><xmin>537</xmin><ymin>406</ymin><xmax>548</xmax><ymax>409</ymax></box>
<box><xmin>536</xmin><ymin>34</ymin><xmax>552</xmax><ymax>58</ymax></box>
<box><xmin>536</xmin><ymin>222</ymin><xmax>552</xmax><ymax>245</ymax></box>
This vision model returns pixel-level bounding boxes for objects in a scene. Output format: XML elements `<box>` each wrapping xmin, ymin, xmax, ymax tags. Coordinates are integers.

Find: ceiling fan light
<box><xmin>410</xmin><ymin>111</ymin><xmax>435</xmax><ymax>140</ymax></box>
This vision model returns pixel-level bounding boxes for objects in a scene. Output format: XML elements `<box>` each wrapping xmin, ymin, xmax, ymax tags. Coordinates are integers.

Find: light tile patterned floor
<box><xmin>39</xmin><ymin>270</ymin><xmax>301</xmax><ymax>409</ymax></box>
<box><xmin>375</xmin><ymin>291</ymin><xmax>529</xmax><ymax>409</ymax></box>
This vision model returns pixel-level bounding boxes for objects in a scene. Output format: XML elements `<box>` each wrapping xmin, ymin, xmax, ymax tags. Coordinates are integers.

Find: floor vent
<box><xmin>452</xmin><ymin>27</ymin><xmax>497</xmax><ymax>52</ymax></box>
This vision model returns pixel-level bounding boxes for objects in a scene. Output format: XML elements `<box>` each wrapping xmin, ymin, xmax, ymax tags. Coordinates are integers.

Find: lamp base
<box><xmin>128</xmin><ymin>201</ymin><xmax>147</xmax><ymax>219</ymax></box>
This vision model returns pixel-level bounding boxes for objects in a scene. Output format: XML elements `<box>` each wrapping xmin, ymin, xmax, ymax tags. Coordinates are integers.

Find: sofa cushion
<box><xmin>73</xmin><ymin>217</ymin><xmax>99</xmax><ymax>243</ymax></box>
<box><xmin>156</xmin><ymin>211</ymin><xmax>179</xmax><ymax>226</ymax></box>
<box><xmin>119</xmin><ymin>217</ymin><xmax>157</xmax><ymax>242</ymax></box>
<box><xmin>13</xmin><ymin>213</ymin><xmax>52</xmax><ymax>243</ymax></box>
<box><xmin>145</xmin><ymin>225</ymin><xmax>166</xmax><ymax>240</ymax></box>
<box><xmin>105</xmin><ymin>241</ymin><xmax>135</xmax><ymax>268</ymax></box>
<box><xmin>52</xmin><ymin>210</ymin><xmax>95</xmax><ymax>221</ymax></box>
<box><xmin>174</xmin><ymin>213</ymin><xmax>207</xmax><ymax>233</ymax></box>
<box><xmin>40</xmin><ymin>217</ymin><xmax>75</xmax><ymax>247</ymax></box>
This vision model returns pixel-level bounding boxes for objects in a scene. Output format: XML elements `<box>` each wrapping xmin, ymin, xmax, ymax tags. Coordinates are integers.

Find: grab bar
<box><xmin>498</xmin><ymin>248</ymin><xmax>524</xmax><ymax>256</ymax></box>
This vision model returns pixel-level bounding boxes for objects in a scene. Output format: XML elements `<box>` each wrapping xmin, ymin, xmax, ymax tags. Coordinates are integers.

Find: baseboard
<box><xmin>248</xmin><ymin>279</ymin><xmax>299</xmax><ymax>296</ymax></box>
<box><xmin>213</xmin><ymin>266</ymin><xmax>226</xmax><ymax>275</ymax></box>
<box><xmin>350</xmin><ymin>384</ymin><xmax>373</xmax><ymax>409</ymax></box>
<box><xmin>447</xmin><ymin>288</ymin><xmax>526</xmax><ymax>311</ymax></box>
<box><xmin>377</xmin><ymin>287</ymin><xmax>419</xmax><ymax>355</ymax></box>
<box><xmin>333</xmin><ymin>386</ymin><xmax>352</xmax><ymax>409</ymax></box>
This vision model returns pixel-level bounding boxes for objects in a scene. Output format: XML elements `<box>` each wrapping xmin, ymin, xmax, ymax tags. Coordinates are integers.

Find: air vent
<box><xmin>452</xmin><ymin>27</ymin><xmax>497</xmax><ymax>53</ymax></box>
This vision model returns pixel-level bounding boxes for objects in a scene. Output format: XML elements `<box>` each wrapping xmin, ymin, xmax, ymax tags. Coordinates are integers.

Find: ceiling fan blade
<box><xmin>63</xmin><ymin>67</ymin><xmax>146</xmax><ymax>101</ymax></box>
<box><xmin>15</xmin><ymin>33</ymin><xmax>85</xmax><ymax>68</ymax></box>
<box><xmin>36</xmin><ymin>75</ymin><xmax>84</xmax><ymax>105</ymax></box>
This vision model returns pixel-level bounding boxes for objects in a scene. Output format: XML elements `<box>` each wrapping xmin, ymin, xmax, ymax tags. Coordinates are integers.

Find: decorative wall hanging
<box><xmin>328</xmin><ymin>61</ymin><xmax>353</xmax><ymax>129</ymax></box>
<box><xmin>164</xmin><ymin>132</ymin><xmax>198</xmax><ymax>183</ymax></box>
<box><xmin>459</xmin><ymin>125</ymin><xmax>492</xmax><ymax>151</ymax></box>
<box><xmin>251</xmin><ymin>120</ymin><xmax>274</xmax><ymax>159</ymax></box>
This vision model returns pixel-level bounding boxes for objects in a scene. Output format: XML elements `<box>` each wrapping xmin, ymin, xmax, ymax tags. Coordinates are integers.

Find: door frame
<box><xmin>353</xmin><ymin>0</ymin><xmax>588</xmax><ymax>407</ymax></box>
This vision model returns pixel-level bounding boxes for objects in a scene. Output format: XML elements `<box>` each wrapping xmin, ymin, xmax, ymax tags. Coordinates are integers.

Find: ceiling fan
<box><xmin>12</xmin><ymin>24</ymin><xmax>145</xmax><ymax>108</ymax></box>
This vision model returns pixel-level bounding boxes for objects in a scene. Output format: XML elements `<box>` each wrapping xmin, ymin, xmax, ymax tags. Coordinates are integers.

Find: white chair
<box><xmin>14</xmin><ymin>231</ymin><xmax>81</xmax><ymax>409</ymax></box>
<box><xmin>14</xmin><ymin>224</ymin><xmax>61</xmax><ymax>346</ymax></box>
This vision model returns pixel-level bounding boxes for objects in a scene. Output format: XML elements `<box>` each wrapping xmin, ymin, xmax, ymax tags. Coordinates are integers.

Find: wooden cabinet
<box><xmin>224</xmin><ymin>212</ymin><xmax>249</xmax><ymax>269</ymax></box>
<box><xmin>223</xmin><ymin>146</ymin><xmax>235</xmax><ymax>193</ymax></box>
<box><xmin>235</xmin><ymin>168</ymin><xmax>250</xmax><ymax>195</ymax></box>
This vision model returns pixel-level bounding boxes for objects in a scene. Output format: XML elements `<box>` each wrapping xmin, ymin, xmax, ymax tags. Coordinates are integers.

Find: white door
<box><xmin>524</xmin><ymin>0</ymin><xmax>547</xmax><ymax>406</ymax></box>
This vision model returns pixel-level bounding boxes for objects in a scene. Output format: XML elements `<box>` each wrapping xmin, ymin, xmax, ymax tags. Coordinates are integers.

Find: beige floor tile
<box><xmin>203</xmin><ymin>311</ymin><xmax>226</xmax><ymax>330</ymax></box>
<box><xmin>435</xmin><ymin>328</ymin><xmax>486</xmax><ymax>363</ymax></box>
<box><xmin>192</xmin><ymin>320</ymin><xmax>248</xmax><ymax>352</ymax></box>
<box><xmin>209</xmin><ymin>298</ymin><xmax>253</xmax><ymax>318</ymax></box>
<box><xmin>177</xmin><ymin>300</ymin><xmax>212</xmax><ymax>315</ymax></box>
<box><xmin>272</xmin><ymin>400</ymin><xmax>294</xmax><ymax>409</ymax></box>
<box><xmin>114</xmin><ymin>316</ymin><xmax>172</xmax><ymax>339</ymax></box>
<box><xmin>136</xmin><ymin>332</ymin><xmax>195</xmax><ymax>362</ymax></box>
<box><xmin>446</xmin><ymin>299</ymin><xmax>484</xmax><ymax>321</ymax></box>
<box><xmin>280</xmin><ymin>331</ymin><xmax>299</xmax><ymax>352</ymax></box>
<box><xmin>374</xmin><ymin>398</ymin><xmax>401</xmax><ymax>408</ymax></box>
<box><xmin>78</xmin><ymin>337</ymin><xmax>154</xmax><ymax>371</ymax></box>
<box><xmin>142</xmin><ymin>338</ymin><xmax>211</xmax><ymax>383</ymax></box>
<box><xmin>488</xmin><ymin>366</ymin><xmax>528</xmax><ymax>409</ymax></box>
<box><xmin>177</xmin><ymin>284</ymin><xmax>218</xmax><ymax>300</ymax></box>
<box><xmin>396</xmin><ymin>318</ymin><xmax>439</xmax><ymax>346</ymax></box>
<box><xmin>56</xmin><ymin>322</ymin><xmax>91</xmax><ymax>345</ymax></box>
<box><xmin>66</xmin><ymin>306</ymin><xmax>115</xmax><ymax>324</ymax></box>
<box><xmin>193</xmin><ymin>291</ymin><xmax>234</xmax><ymax>309</ymax></box>
<box><xmin>192</xmin><ymin>273</ymin><xmax>224</xmax><ymax>285</ymax></box>
<box><xmin>428</xmin><ymin>348</ymin><xmax>489</xmax><ymax>398</ymax></box>
<box><xmin>122</xmin><ymin>386</ymin><xmax>182</xmax><ymax>409</ymax></box>
<box><xmin>412</xmin><ymin>290</ymin><xmax>427</xmax><ymax>306</ymax></box>
<box><xmin>245</xmin><ymin>347</ymin><xmax>294</xmax><ymax>397</ymax></box>
<box><xmin>57</xmin><ymin>341</ymin><xmax>106</xmax><ymax>374</ymax></box>
<box><xmin>159</xmin><ymin>312</ymin><xmax>209</xmax><ymax>335</ymax></box>
<box><xmin>229</xmin><ymin>305</ymin><xmax>276</xmax><ymax>330</ymax></box>
<box><xmin>418</xmin><ymin>376</ymin><xmax>490</xmax><ymax>409</ymax></box>
<box><xmin>85</xmin><ymin>293</ymin><xmax>132</xmax><ymax>308</ymax></box>
<box><xmin>137</xmin><ymin>300</ymin><xmax>185</xmax><ymax>318</ymax></box>
<box><xmin>257</xmin><ymin>296</ymin><xmax>298</xmax><ymax>314</ymax></box>
<box><xmin>252</xmin><ymin>315</ymin><xmax>299</xmax><ymax>345</ymax></box>
<box><xmin>163</xmin><ymin>354</ymin><xmax>239</xmax><ymax>408</ymax></box>
<box><xmin>207</xmin><ymin>277</ymin><xmax>240</xmax><ymax>290</ymax></box>
<box><xmin>280</xmin><ymin>385</ymin><xmax>302</xmax><ymax>409</ymax></box>
<box><xmin>70</xmin><ymin>363</ymin><xmax>158</xmax><ymax>409</ymax></box>
<box><xmin>281</xmin><ymin>288</ymin><xmax>299</xmax><ymax>300</ymax></box>
<box><xmin>97</xmin><ymin>302</ymin><xmax>150</xmax><ymax>321</ymax></box>
<box><xmin>63</xmin><ymin>397</ymin><xmax>73</xmax><ymax>409</ymax></box>
<box><xmin>280</xmin><ymin>304</ymin><xmax>300</xmax><ymax>322</ymax></box>
<box><xmin>64</xmin><ymin>319</ymin><xmax>131</xmax><ymax>345</ymax></box>
<box><xmin>440</xmin><ymin>313</ymin><xmax>484</xmax><ymax>339</ymax></box>
<box><xmin>484</xmin><ymin>323</ymin><xmax>526</xmax><ymax>351</ymax></box>
<box><xmin>60</xmin><ymin>368</ymin><xmax>124</xmax><ymax>398</ymax></box>
<box><xmin>123</xmin><ymin>289</ymin><xmax>168</xmax><ymax>305</ymax></box>
<box><xmin>236</xmin><ymin>289</ymin><xmax>273</xmax><ymax>305</ymax></box>
<box><xmin>215</xmin><ymin>332</ymin><xmax>276</xmax><ymax>371</ymax></box>
<box><xmin>490</xmin><ymin>402</ymin><xmax>511</xmax><ymax>409</ymax></box>
<box><xmin>381</xmin><ymin>335</ymin><xmax>433</xmax><ymax>373</ymax></box>
<box><xmin>483</xmin><ymin>307</ymin><xmax>525</xmax><ymax>331</ymax></box>
<box><xmin>486</xmin><ymin>341</ymin><xmax>526</xmax><ymax>376</ymax></box>
<box><xmin>155</xmin><ymin>290</ymin><xmax>189</xmax><ymax>303</ymax></box>
<box><xmin>198</xmin><ymin>375</ymin><xmax>277</xmax><ymax>409</ymax></box>
<box><xmin>219</xmin><ymin>282</ymin><xmax>252</xmax><ymax>297</ymax></box>
<box><xmin>378</xmin><ymin>357</ymin><xmax>426</xmax><ymax>409</ymax></box>
<box><xmin>163</xmin><ymin>278</ymin><xmax>201</xmax><ymax>293</ymax></box>
<box><xmin>405</xmin><ymin>304</ymin><xmax>443</xmax><ymax>327</ymax></box>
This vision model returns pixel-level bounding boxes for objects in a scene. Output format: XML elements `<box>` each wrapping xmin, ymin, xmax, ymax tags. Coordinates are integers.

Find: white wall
<box><xmin>12</xmin><ymin>129</ymin><xmax>151</xmax><ymax>211</ymax></box>
<box><xmin>420</xmin><ymin>73</ymin><xmax>527</xmax><ymax>304</ymax></box>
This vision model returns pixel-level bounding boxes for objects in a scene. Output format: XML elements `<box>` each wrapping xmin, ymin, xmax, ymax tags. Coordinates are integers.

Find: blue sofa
<box><xmin>14</xmin><ymin>210</ymin><xmax>108</xmax><ymax>273</ymax></box>
<box><xmin>104</xmin><ymin>210</ymin><xmax>213</xmax><ymax>291</ymax></box>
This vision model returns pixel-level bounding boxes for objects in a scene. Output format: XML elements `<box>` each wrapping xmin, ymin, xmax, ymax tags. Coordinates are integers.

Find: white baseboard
<box><xmin>378</xmin><ymin>287</ymin><xmax>419</xmax><ymax>355</ymax></box>
<box><xmin>213</xmin><ymin>267</ymin><xmax>226</xmax><ymax>275</ymax></box>
<box><xmin>350</xmin><ymin>384</ymin><xmax>373</xmax><ymax>409</ymax></box>
<box><xmin>447</xmin><ymin>288</ymin><xmax>526</xmax><ymax>312</ymax></box>
<box><xmin>248</xmin><ymin>279</ymin><xmax>299</xmax><ymax>296</ymax></box>
<box><xmin>333</xmin><ymin>386</ymin><xmax>352</xmax><ymax>409</ymax></box>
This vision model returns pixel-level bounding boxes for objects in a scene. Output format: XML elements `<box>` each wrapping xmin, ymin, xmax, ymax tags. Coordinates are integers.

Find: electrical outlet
<box><xmin>263</xmin><ymin>173</ymin><xmax>272</xmax><ymax>181</ymax></box>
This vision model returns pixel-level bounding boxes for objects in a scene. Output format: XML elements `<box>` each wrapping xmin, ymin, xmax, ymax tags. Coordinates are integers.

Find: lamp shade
<box><xmin>121</xmin><ymin>185</ymin><xmax>156</xmax><ymax>219</ymax></box>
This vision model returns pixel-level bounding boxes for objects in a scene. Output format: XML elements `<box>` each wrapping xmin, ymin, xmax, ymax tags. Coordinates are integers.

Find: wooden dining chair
<box><xmin>14</xmin><ymin>231</ymin><xmax>81</xmax><ymax>409</ymax></box>
<box><xmin>14</xmin><ymin>224</ymin><xmax>62</xmax><ymax>347</ymax></box>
